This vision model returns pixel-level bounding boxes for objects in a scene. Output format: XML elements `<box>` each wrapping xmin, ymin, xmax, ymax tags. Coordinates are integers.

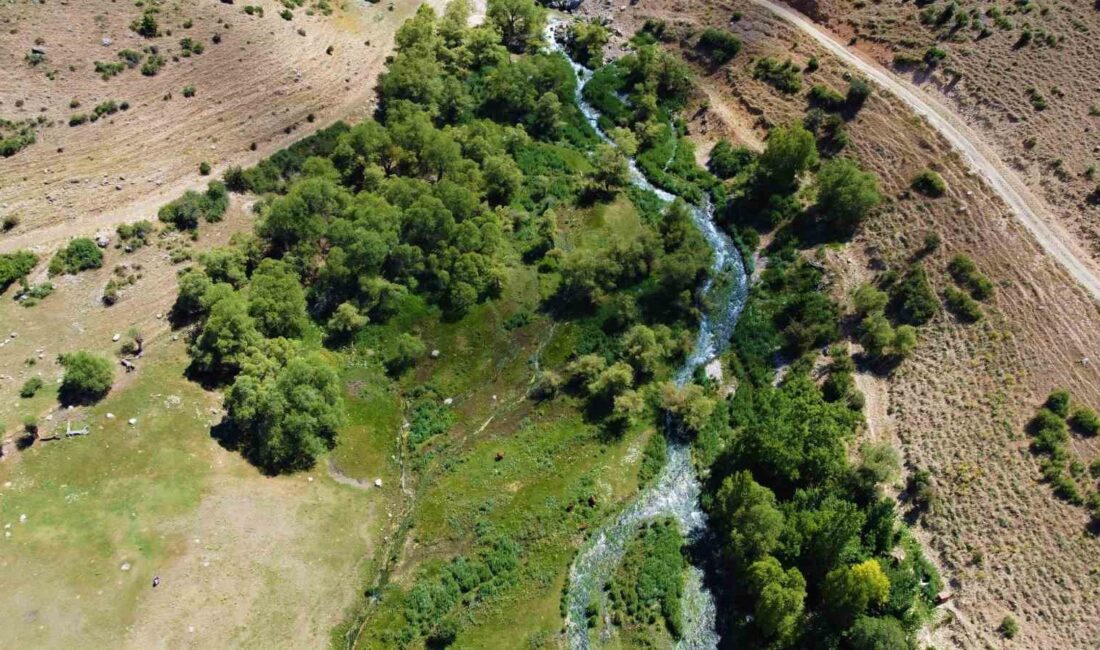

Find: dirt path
<box><xmin>749</xmin><ymin>0</ymin><xmax>1100</xmax><ymax>303</ymax></box>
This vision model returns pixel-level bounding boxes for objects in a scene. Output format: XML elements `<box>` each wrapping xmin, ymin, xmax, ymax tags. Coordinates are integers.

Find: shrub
<box><xmin>999</xmin><ymin>615</ymin><xmax>1019</xmax><ymax>639</ymax></box>
<box><xmin>696</xmin><ymin>28</ymin><xmax>741</xmax><ymax>65</ymax></box>
<box><xmin>923</xmin><ymin>46</ymin><xmax>947</xmax><ymax>65</ymax></box>
<box><xmin>911</xmin><ymin>169</ymin><xmax>946</xmax><ymax>197</ymax></box>
<box><xmin>0</xmin><ymin>250</ymin><xmax>38</xmax><ymax>292</ymax></box>
<box><xmin>199</xmin><ymin>161</ymin><xmax>211</xmax><ymax>175</ymax></box>
<box><xmin>141</xmin><ymin>54</ymin><xmax>166</xmax><ymax>76</ymax></box>
<box><xmin>943</xmin><ymin>286</ymin><xmax>983</xmax><ymax>322</ymax></box>
<box><xmin>1029</xmin><ymin>407</ymin><xmax>1068</xmax><ymax>455</ymax></box>
<box><xmin>947</xmin><ymin>254</ymin><xmax>993</xmax><ymax>300</ymax></box>
<box><xmin>48</xmin><ymin>238</ymin><xmax>103</xmax><ymax>276</ymax></box>
<box><xmin>753</xmin><ymin>58</ymin><xmax>802</xmax><ymax>93</ymax></box>
<box><xmin>58</xmin><ymin>351</ymin><xmax>114</xmax><ymax>404</ymax></box>
<box><xmin>19</xmin><ymin>376</ymin><xmax>43</xmax><ymax>398</ymax></box>
<box><xmin>808</xmin><ymin>84</ymin><xmax>845</xmax><ymax>110</ymax></box>
<box><xmin>158</xmin><ymin>181</ymin><xmax>229</xmax><ymax>229</ymax></box>
<box><xmin>1069</xmin><ymin>407</ymin><xmax>1099</xmax><ymax>436</ymax></box>
<box><xmin>890</xmin><ymin>265</ymin><xmax>938</xmax><ymax>325</ymax></box>
<box><xmin>131</xmin><ymin>11</ymin><xmax>160</xmax><ymax>38</ymax></box>
<box><xmin>182</xmin><ymin>84</ymin><xmax>196</xmax><ymax>98</ymax></box>
<box><xmin>708</xmin><ymin>140</ymin><xmax>754</xmax><ymax>179</ymax></box>
<box><xmin>1045</xmin><ymin>389</ymin><xmax>1071</xmax><ymax>418</ymax></box>
<box><xmin>846</xmin><ymin>77</ymin><xmax>872</xmax><ymax>108</ymax></box>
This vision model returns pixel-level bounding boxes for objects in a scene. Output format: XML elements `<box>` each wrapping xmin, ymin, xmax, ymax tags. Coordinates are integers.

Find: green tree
<box><xmin>621</xmin><ymin>324</ymin><xmax>665</xmax><ymax>377</ymax></box>
<box><xmin>585</xmin><ymin>144</ymin><xmax>630</xmax><ymax>197</ymax></box>
<box><xmin>58</xmin><ymin>351</ymin><xmax>114</xmax><ymax>405</ymax></box>
<box><xmin>566</xmin><ymin>19</ymin><xmax>610</xmax><ymax>68</ymax></box>
<box><xmin>482</xmin><ymin>155</ymin><xmax>523</xmax><ymax>205</ymax></box>
<box><xmin>758</xmin><ymin>124</ymin><xmax>818</xmax><ymax>192</ymax></box>
<box><xmin>247</xmin><ymin>259</ymin><xmax>309</xmax><ymax>339</ymax></box>
<box><xmin>815</xmin><ymin>158</ymin><xmax>881</xmax><ymax>235</ymax></box>
<box><xmin>326</xmin><ymin>302</ymin><xmax>369</xmax><ymax>342</ymax></box>
<box><xmin>852</xmin><ymin>283</ymin><xmax>888</xmax><ymax>317</ymax></box>
<box><xmin>189</xmin><ymin>292</ymin><xmax>262</xmax><ymax>378</ymax></box>
<box><xmin>487</xmin><ymin>0</ymin><xmax>546</xmax><ymax>53</ymax></box>
<box><xmin>822</xmin><ymin>559</ymin><xmax>891</xmax><ymax>625</ymax></box>
<box><xmin>708</xmin><ymin>140</ymin><xmax>754</xmax><ymax>179</ymax></box>
<box><xmin>712</xmin><ymin>470</ymin><xmax>784</xmax><ymax>567</ymax></box>
<box><xmin>532</xmin><ymin>91</ymin><xmax>563</xmax><ymax>139</ymax></box>
<box><xmin>848</xmin><ymin>616</ymin><xmax>910</xmax><ymax>650</ymax></box>
<box><xmin>226</xmin><ymin>352</ymin><xmax>345</xmax><ymax>472</ymax></box>
<box><xmin>747</xmin><ymin>556</ymin><xmax>806</xmax><ymax>646</ymax></box>
<box><xmin>173</xmin><ymin>269</ymin><xmax>214</xmax><ymax>322</ymax></box>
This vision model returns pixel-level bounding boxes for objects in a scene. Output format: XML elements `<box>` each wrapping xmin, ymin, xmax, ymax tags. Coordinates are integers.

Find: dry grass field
<box><xmin>584</xmin><ymin>1</ymin><xmax>1100</xmax><ymax>647</ymax></box>
<box><xmin>785</xmin><ymin>0</ymin><xmax>1100</xmax><ymax>263</ymax></box>
<box><xmin>0</xmin><ymin>0</ymin><xmax>447</xmax><ymax>253</ymax></box>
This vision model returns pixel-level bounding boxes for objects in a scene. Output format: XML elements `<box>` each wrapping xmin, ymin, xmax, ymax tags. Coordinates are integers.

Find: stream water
<box><xmin>548</xmin><ymin>23</ymin><xmax>750</xmax><ymax>650</ymax></box>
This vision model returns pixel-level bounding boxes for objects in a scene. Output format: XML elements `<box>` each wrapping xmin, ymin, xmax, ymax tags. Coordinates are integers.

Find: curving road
<box><xmin>750</xmin><ymin>0</ymin><xmax>1100</xmax><ymax>302</ymax></box>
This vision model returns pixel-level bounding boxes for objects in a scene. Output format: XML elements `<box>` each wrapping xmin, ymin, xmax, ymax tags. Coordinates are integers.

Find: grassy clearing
<box><xmin>0</xmin><ymin>345</ymin><xmax>215</xmax><ymax>647</ymax></box>
<box><xmin>0</xmin><ymin>338</ymin><xmax>401</xmax><ymax>647</ymax></box>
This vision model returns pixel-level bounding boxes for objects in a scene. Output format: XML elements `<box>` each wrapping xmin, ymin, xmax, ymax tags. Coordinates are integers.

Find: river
<box><xmin>547</xmin><ymin>22</ymin><xmax>750</xmax><ymax>650</ymax></box>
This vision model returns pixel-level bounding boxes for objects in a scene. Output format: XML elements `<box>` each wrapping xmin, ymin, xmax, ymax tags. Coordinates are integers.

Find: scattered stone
<box><xmin>96</xmin><ymin>234</ymin><xmax>110</xmax><ymax>248</ymax></box>
<box><xmin>120</xmin><ymin>562</ymin><xmax>131</xmax><ymax>571</ymax></box>
<box><xmin>101</xmin><ymin>37</ymin><xmax>112</xmax><ymax>46</ymax></box>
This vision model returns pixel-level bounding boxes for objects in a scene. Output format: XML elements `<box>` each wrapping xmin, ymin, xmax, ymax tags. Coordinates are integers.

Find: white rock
<box><xmin>101</xmin><ymin>37</ymin><xmax>112</xmax><ymax>46</ymax></box>
<box><xmin>430</xmin><ymin>349</ymin><xmax>440</xmax><ymax>358</ymax></box>
<box><xmin>18</xmin><ymin>514</ymin><xmax>26</xmax><ymax>524</ymax></box>
<box><xmin>106</xmin><ymin>413</ymin><xmax>115</xmax><ymax>419</ymax></box>
<box><xmin>112</xmin><ymin>333</ymin><xmax>121</xmax><ymax>342</ymax></box>
<box><xmin>443</xmin><ymin>397</ymin><xmax>453</xmax><ymax>406</ymax></box>
<box><xmin>128</xmin><ymin>418</ymin><xmax>137</xmax><ymax>426</ymax></box>
<box><xmin>374</xmin><ymin>478</ymin><xmax>383</xmax><ymax>488</ymax></box>
<box><xmin>120</xmin><ymin>562</ymin><xmax>131</xmax><ymax>571</ymax></box>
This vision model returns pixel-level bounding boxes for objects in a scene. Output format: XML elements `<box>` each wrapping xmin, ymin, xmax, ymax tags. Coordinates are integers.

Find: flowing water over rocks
<box><xmin>548</xmin><ymin>23</ymin><xmax>750</xmax><ymax>650</ymax></box>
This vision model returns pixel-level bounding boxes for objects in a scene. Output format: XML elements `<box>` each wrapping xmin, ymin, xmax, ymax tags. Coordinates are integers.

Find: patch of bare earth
<box><xmin>122</xmin><ymin>463</ymin><xmax>381</xmax><ymax>649</ymax></box>
<box><xmin>586</xmin><ymin>1</ymin><xmax>1099</xmax><ymax>647</ymax></box>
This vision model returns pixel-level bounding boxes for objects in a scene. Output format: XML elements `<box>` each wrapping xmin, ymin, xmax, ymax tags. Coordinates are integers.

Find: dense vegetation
<box><xmin>153</xmin><ymin>3</ymin><xmax>939</xmax><ymax>646</ymax></box>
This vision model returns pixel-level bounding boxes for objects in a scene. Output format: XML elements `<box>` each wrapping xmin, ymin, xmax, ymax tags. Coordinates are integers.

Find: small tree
<box><xmin>696</xmin><ymin>28</ymin><xmax>742</xmax><ymax>65</ymax></box>
<box><xmin>999</xmin><ymin>615</ymin><xmax>1019</xmax><ymax>640</ymax></box>
<box><xmin>326</xmin><ymin>302</ymin><xmax>369</xmax><ymax>342</ymax></box>
<box><xmin>58</xmin><ymin>351</ymin><xmax>114</xmax><ymax>404</ymax></box>
<box><xmin>815</xmin><ymin>158</ymin><xmax>881</xmax><ymax>235</ymax></box>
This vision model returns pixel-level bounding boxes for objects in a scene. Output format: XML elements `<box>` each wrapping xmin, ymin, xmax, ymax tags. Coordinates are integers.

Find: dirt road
<box><xmin>749</xmin><ymin>0</ymin><xmax>1100</xmax><ymax>303</ymax></box>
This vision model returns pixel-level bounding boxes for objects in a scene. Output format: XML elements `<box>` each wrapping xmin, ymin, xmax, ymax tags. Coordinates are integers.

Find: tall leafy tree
<box><xmin>486</xmin><ymin>0</ymin><xmax>546</xmax><ymax>53</ymax></box>
<box><xmin>226</xmin><ymin>352</ymin><xmax>345</xmax><ymax>472</ymax></box>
